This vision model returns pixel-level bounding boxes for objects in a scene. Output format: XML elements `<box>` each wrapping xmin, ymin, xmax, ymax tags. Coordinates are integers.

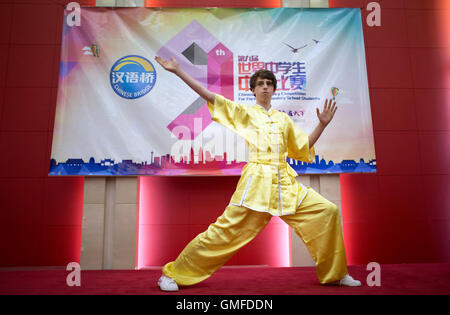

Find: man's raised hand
<box><xmin>155</xmin><ymin>55</ymin><xmax>215</xmax><ymax>104</ymax></box>
<box><xmin>316</xmin><ymin>98</ymin><xmax>337</xmax><ymax>127</ymax></box>
<box><xmin>155</xmin><ymin>56</ymin><xmax>179</xmax><ymax>73</ymax></box>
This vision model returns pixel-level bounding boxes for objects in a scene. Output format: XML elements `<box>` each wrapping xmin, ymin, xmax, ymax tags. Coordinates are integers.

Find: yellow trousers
<box><xmin>162</xmin><ymin>188</ymin><xmax>348</xmax><ymax>285</ymax></box>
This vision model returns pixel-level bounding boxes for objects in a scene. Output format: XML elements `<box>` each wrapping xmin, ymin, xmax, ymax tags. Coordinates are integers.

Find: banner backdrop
<box><xmin>50</xmin><ymin>7</ymin><xmax>376</xmax><ymax>176</ymax></box>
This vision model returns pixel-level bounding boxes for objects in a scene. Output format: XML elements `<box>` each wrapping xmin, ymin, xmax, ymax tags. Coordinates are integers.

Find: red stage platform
<box><xmin>1</xmin><ymin>263</ymin><xmax>449</xmax><ymax>295</ymax></box>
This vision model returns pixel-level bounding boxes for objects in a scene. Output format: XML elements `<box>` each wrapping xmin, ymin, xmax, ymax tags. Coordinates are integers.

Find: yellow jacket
<box><xmin>208</xmin><ymin>95</ymin><xmax>315</xmax><ymax>216</ymax></box>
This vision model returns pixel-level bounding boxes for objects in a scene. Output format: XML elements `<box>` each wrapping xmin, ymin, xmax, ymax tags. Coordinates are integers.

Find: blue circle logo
<box><xmin>110</xmin><ymin>55</ymin><xmax>157</xmax><ymax>99</ymax></box>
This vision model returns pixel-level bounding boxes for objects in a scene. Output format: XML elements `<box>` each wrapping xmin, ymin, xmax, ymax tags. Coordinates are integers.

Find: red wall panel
<box><xmin>0</xmin><ymin>87</ymin><xmax>4</xmax><ymax>126</ymax></box>
<box><xmin>420</xmin><ymin>175</ymin><xmax>450</xmax><ymax>220</ymax></box>
<box><xmin>364</xmin><ymin>8</ymin><xmax>408</xmax><ymax>47</ymax></box>
<box><xmin>0</xmin><ymin>1</ymin><xmax>85</xmax><ymax>268</ymax></box>
<box><xmin>373</xmin><ymin>131</ymin><xmax>421</xmax><ymax>175</ymax></box>
<box><xmin>0</xmin><ymin>178</ymin><xmax>45</xmax><ymax>226</ymax></box>
<box><xmin>10</xmin><ymin>3</ymin><xmax>60</xmax><ymax>45</ymax></box>
<box><xmin>415</xmin><ymin>89</ymin><xmax>450</xmax><ymax>131</ymax></box>
<box><xmin>2</xmin><ymin>88</ymin><xmax>52</xmax><ymax>132</ymax></box>
<box><xmin>370</xmin><ymin>88</ymin><xmax>417</xmax><ymax>131</ymax></box>
<box><xmin>0</xmin><ymin>131</ymin><xmax>50</xmax><ymax>178</ymax></box>
<box><xmin>6</xmin><ymin>45</ymin><xmax>59</xmax><ymax>87</ymax></box>
<box><xmin>377</xmin><ymin>176</ymin><xmax>423</xmax><ymax>220</ymax></box>
<box><xmin>328</xmin><ymin>0</ymin><xmax>367</xmax><ymax>8</ymax></box>
<box><xmin>366</xmin><ymin>47</ymin><xmax>413</xmax><ymax>88</ymax></box>
<box><xmin>0</xmin><ymin>45</ymin><xmax>8</xmax><ymax>87</ymax></box>
<box><xmin>333</xmin><ymin>0</ymin><xmax>450</xmax><ymax>265</ymax></box>
<box><xmin>418</xmin><ymin>131</ymin><xmax>450</xmax><ymax>174</ymax></box>
<box><xmin>410</xmin><ymin>48</ymin><xmax>450</xmax><ymax>89</ymax></box>
<box><xmin>406</xmin><ymin>0</ymin><xmax>450</xmax><ymax>9</ymax></box>
<box><xmin>0</xmin><ymin>4</ymin><xmax>12</xmax><ymax>44</ymax></box>
<box><xmin>406</xmin><ymin>9</ymin><xmax>450</xmax><ymax>48</ymax></box>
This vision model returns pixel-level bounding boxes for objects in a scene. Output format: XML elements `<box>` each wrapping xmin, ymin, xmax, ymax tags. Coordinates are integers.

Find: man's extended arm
<box><xmin>155</xmin><ymin>56</ymin><xmax>216</xmax><ymax>104</ymax></box>
<box><xmin>308</xmin><ymin>99</ymin><xmax>337</xmax><ymax>148</ymax></box>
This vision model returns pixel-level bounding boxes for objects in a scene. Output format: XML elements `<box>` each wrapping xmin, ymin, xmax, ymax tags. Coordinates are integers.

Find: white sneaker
<box><xmin>332</xmin><ymin>274</ymin><xmax>361</xmax><ymax>287</ymax></box>
<box><xmin>158</xmin><ymin>275</ymin><xmax>179</xmax><ymax>291</ymax></box>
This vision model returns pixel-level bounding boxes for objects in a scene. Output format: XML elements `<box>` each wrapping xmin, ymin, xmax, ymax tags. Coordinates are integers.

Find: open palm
<box><xmin>316</xmin><ymin>99</ymin><xmax>337</xmax><ymax>126</ymax></box>
<box><xmin>155</xmin><ymin>56</ymin><xmax>179</xmax><ymax>73</ymax></box>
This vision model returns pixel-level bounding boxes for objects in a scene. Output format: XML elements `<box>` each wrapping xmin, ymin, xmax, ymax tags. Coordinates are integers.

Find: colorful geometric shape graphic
<box><xmin>208</xmin><ymin>43</ymin><xmax>234</xmax><ymax>99</ymax></box>
<box><xmin>167</xmin><ymin>97</ymin><xmax>210</xmax><ymax>140</ymax></box>
<box><xmin>182</xmin><ymin>42</ymin><xmax>207</xmax><ymax>65</ymax></box>
<box><xmin>157</xmin><ymin>20</ymin><xmax>234</xmax><ymax>140</ymax></box>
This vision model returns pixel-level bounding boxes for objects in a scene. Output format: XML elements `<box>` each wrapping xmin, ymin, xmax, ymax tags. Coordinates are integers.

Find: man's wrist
<box><xmin>318</xmin><ymin>121</ymin><xmax>328</xmax><ymax>129</ymax></box>
<box><xmin>173</xmin><ymin>66</ymin><xmax>182</xmax><ymax>76</ymax></box>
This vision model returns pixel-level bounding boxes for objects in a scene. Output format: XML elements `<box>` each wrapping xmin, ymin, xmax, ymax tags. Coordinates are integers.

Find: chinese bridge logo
<box><xmin>110</xmin><ymin>55</ymin><xmax>157</xmax><ymax>99</ymax></box>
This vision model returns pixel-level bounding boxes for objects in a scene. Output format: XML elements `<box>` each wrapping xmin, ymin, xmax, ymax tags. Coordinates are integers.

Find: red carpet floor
<box><xmin>0</xmin><ymin>263</ymin><xmax>449</xmax><ymax>295</ymax></box>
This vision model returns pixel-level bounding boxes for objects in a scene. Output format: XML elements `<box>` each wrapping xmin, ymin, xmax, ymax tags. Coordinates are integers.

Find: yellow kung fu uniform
<box><xmin>162</xmin><ymin>95</ymin><xmax>348</xmax><ymax>286</ymax></box>
<box><xmin>208</xmin><ymin>94</ymin><xmax>315</xmax><ymax>216</ymax></box>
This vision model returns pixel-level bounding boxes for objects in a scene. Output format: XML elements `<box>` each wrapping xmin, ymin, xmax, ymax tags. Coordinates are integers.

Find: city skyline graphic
<box><xmin>49</xmin><ymin>146</ymin><xmax>376</xmax><ymax>176</ymax></box>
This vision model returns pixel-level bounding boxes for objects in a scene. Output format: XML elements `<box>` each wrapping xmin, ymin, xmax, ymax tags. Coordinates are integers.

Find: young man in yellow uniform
<box><xmin>154</xmin><ymin>56</ymin><xmax>361</xmax><ymax>291</ymax></box>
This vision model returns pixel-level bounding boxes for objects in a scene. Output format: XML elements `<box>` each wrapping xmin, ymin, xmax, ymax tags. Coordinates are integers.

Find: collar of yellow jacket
<box><xmin>253</xmin><ymin>103</ymin><xmax>274</xmax><ymax>116</ymax></box>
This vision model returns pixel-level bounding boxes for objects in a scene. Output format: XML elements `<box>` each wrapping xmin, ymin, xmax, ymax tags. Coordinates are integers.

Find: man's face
<box><xmin>252</xmin><ymin>77</ymin><xmax>275</xmax><ymax>101</ymax></box>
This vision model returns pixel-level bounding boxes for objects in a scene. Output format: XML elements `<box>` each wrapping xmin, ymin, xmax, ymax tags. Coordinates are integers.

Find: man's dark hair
<box><xmin>249</xmin><ymin>69</ymin><xmax>277</xmax><ymax>93</ymax></box>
